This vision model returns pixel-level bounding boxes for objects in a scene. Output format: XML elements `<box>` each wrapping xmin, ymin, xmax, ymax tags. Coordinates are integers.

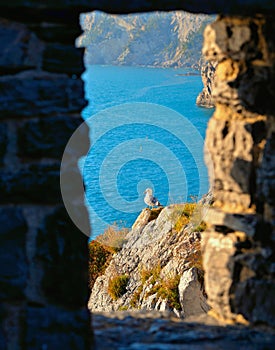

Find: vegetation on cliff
<box><xmin>88</xmin><ymin>195</ymin><xmax>212</xmax><ymax>317</ymax></box>
<box><xmin>88</xmin><ymin>224</ymin><xmax>128</xmax><ymax>290</ymax></box>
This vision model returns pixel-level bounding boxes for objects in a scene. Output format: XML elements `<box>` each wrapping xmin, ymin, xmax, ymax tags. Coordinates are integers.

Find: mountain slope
<box><xmin>77</xmin><ymin>11</ymin><xmax>214</xmax><ymax>69</ymax></box>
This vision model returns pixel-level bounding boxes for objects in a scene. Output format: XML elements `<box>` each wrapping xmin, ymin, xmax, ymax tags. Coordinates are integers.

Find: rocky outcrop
<box><xmin>77</xmin><ymin>11</ymin><xmax>214</xmax><ymax>68</ymax></box>
<box><xmin>88</xmin><ymin>205</ymin><xmax>210</xmax><ymax>318</ymax></box>
<box><xmin>196</xmin><ymin>60</ymin><xmax>217</xmax><ymax>108</ymax></box>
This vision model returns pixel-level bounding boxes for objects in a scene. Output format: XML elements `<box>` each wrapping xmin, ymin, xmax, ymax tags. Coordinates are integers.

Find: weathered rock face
<box><xmin>88</xmin><ymin>206</ymin><xmax>210</xmax><ymax>318</ymax></box>
<box><xmin>196</xmin><ymin>60</ymin><xmax>217</xmax><ymax>108</ymax></box>
<box><xmin>202</xmin><ymin>15</ymin><xmax>275</xmax><ymax>326</ymax></box>
<box><xmin>178</xmin><ymin>268</ymin><xmax>210</xmax><ymax>318</ymax></box>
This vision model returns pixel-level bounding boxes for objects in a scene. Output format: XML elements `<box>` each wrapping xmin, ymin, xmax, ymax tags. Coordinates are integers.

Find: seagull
<box><xmin>144</xmin><ymin>188</ymin><xmax>161</xmax><ymax>209</ymax></box>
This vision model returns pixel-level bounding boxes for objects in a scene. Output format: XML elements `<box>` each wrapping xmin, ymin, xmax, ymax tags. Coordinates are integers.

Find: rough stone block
<box><xmin>203</xmin><ymin>207</ymin><xmax>258</xmax><ymax>237</ymax></box>
<box><xmin>202</xmin><ymin>231</ymin><xmax>238</xmax><ymax>318</ymax></box>
<box><xmin>0</xmin><ymin>164</ymin><xmax>61</xmax><ymax>204</ymax></box>
<box><xmin>238</xmin><ymin>67</ymin><xmax>275</xmax><ymax>115</ymax></box>
<box><xmin>42</xmin><ymin>43</ymin><xmax>84</xmax><ymax>76</ymax></box>
<box><xmin>0</xmin><ymin>122</ymin><xmax>7</xmax><ymax>165</ymax></box>
<box><xmin>205</xmin><ymin>115</ymin><xmax>267</xmax><ymax>210</ymax></box>
<box><xmin>26</xmin><ymin>305</ymin><xmax>91</xmax><ymax>350</ymax></box>
<box><xmin>234</xmin><ymin>250</ymin><xmax>273</xmax><ymax>280</ymax></box>
<box><xmin>0</xmin><ymin>324</ymin><xmax>5</xmax><ymax>350</ymax></box>
<box><xmin>30</xmin><ymin>23</ymin><xmax>82</xmax><ymax>44</ymax></box>
<box><xmin>36</xmin><ymin>207</ymin><xmax>89</xmax><ymax>307</ymax></box>
<box><xmin>204</xmin><ymin>16</ymin><xmax>275</xmax><ymax>115</ymax></box>
<box><xmin>233</xmin><ymin>278</ymin><xmax>275</xmax><ymax>326</ymax></box>
<box><xmin>0</xmin><ymin>70</ymin><xmax>86</xmax><ymax>118</ymax></box>
<box><xmin>18</xmin><ymin>115</ymin><xmax>83</xmax><ymax>159</ymax></box>
<box><xmin>0</xmin><ymin>207</ymin><xmax>28</xmax><ymax>300</ymax></box>
<box><xmin>179</xmin><ymin>267</ymin><xmax>210</xmax><ymax>317</ymax></box>
<box><xmin>257</xmin><ymin>132</ymin><xmax>275</xmax><ymax>231</ymax></box>
<box><xmin>257</xmin><ymin>133</ymin><xmax>275</xmax><ymax>207</ymax></box>
<box><xmin>203</xmin><ymin>17</ymin><xmax>261</xmax><ymax>62</ymax></box>
<box><xmin>0</xmin><ymin>18</ymin><xmax>44</xmax><ymax>74</ymax></box>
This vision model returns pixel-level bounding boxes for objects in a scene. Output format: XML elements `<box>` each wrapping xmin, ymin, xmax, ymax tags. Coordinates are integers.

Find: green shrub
<box><xmin>108</xmin><ymin>274</ymin><xmax>129</xmax><ymax>300</ymax></box>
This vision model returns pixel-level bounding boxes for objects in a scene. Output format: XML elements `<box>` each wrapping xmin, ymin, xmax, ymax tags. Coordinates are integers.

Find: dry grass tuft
<box><xmin>108</xmin><ymin>274</ymin><xmax>129</xmax><ymax>300</ymax></box>
<box><xmin>157</xmin><ymin>274</ymin><xmax>181</xmax><ymax>310</ymax></box>
<box><xmin>88</xmin><ymin>240</ymin><xmax>112</xmax><ymax>290</ymax></box>
<box><xmin>140</xmin><ymin>263</ymin><xmax>162</xmax><ymax>284</ymax></box>
<box><xmin>88</xmin><ymin>223</ymin><xmax>129</xmax><ymax>290</ymax></box>
<box><xmin>129</xmin><ymin>285</ymin><xmax>143</xmax><ymax>308</ymax></box>
<box><xmin>172</xmin><ymin>202</ymin><xmax>196</xmax><ymax>232</ymax></box>
<box><xmin>96</xmin><ymin>223</ymin><xmax>129</xmax><ymax>252</ymax></box>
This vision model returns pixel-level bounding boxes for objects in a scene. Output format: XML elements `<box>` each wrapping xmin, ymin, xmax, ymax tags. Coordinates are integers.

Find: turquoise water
<box><xmin>81</xmin><ymin>65</ymin><xmax>213</xmax><ymax>238</ymax></box>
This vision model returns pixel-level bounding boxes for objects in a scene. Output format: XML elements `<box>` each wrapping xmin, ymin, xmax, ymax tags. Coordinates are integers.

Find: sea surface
<box><xmin>80</xmin><ymin>65</ymin><xmax>213</xmax><ymax>239</ymax></box>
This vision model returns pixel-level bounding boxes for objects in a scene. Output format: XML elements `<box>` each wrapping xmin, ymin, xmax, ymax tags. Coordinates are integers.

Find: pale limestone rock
<box><xmin>179</xmin><ymin>268</ymin><xmax>210</xmax><ymax>318</ymax></box>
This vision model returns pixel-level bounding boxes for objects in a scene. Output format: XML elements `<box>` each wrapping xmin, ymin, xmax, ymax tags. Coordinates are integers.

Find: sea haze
<box><xmin>81</xmin><ymin>65</ymin><xmax>213</xmax><ymax>238</ymax></box>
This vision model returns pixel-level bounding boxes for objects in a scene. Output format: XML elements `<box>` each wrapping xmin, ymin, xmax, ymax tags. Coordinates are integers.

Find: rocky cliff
<box><xmin>77</xmin><ymin>11</ymin><xmax>214</xmax><ymax>69</ymax></box>
<box><xmin>88</xmin><ymin>200</ymin><xmax>212</xmax><ymax>318</ymax></box>
<box><xmin>196</xmin><ymin>60</ymin><xmax>217</xmax><ymax>108</ymax></box>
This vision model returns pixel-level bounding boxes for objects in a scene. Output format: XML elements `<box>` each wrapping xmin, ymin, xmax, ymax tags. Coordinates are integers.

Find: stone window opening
<box><xmin>0</xmin><ymin>2</ymin><xmax>275</xmax><ymax>349</ymax></box>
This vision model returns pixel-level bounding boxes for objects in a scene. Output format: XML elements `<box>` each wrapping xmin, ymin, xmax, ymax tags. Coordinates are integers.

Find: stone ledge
<box><xmin>92</xmin><ymin>310</ymin><xmax>275</xmax><ymax>349</ymax></box>
<box><xmin>203</xmin><ymin>207</ymin><xmax>258</xmax><ymax>237</ymax></box>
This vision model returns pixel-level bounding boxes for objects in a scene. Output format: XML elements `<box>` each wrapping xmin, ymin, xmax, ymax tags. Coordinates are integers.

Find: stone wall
<box><xmin>0</xmin><ymin>3</ymin><xmax>92</xmax><ymax>349</ymax></box>
<box><xmin>0</xmin><ymin>1</ymin><xmax>275</xmax><ymax>349</ymax></box>
<box><xmin>202</xmin><ymin>15</ymin><xmax>275</xmax><ymax>325</ymax></box>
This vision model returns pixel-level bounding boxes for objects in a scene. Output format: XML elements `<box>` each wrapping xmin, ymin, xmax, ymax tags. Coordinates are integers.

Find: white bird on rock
<box><xmin>143</xmin><ymin>188</ymin><xmax>161</xmax><ymax>209</ymax></box>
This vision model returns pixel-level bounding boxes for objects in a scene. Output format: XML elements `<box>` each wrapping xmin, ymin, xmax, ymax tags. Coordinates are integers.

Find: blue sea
<box><xmin>81</xmin><ymin>65</ymin><xmax>213</xmax><ymax>239</ymax></box>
